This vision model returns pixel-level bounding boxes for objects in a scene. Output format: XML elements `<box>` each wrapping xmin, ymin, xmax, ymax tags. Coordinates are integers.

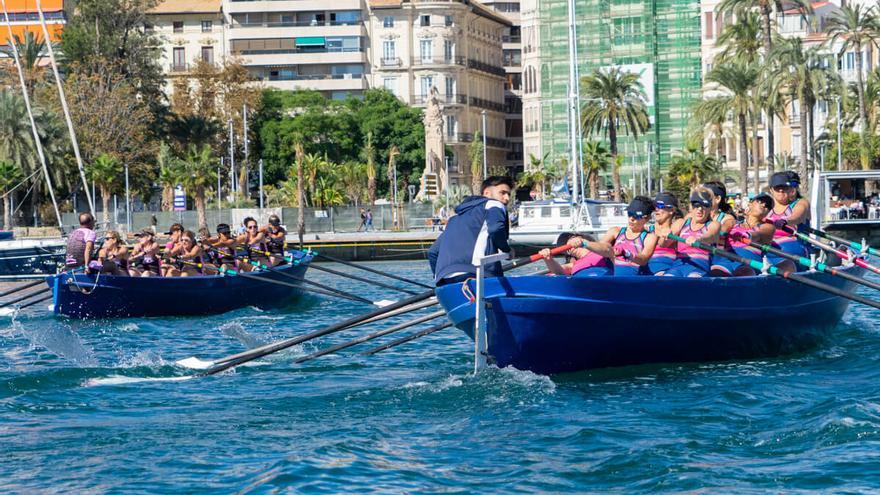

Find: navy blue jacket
<box><xmin>428</xmin><ymin>196</ymin><xmax>511</xmax><ymax>284</ymax></box>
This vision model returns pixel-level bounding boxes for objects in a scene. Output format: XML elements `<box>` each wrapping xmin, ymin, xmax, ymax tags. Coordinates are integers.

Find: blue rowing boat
<box><xmin>46</xmin><ymin>251</ymin><xmax>313</xmax><ymax>319</ymax></box>
<box><xmin>435</xmin><ymin>267</ymin><xmax>865</xmax><ymax>375</ymax></box>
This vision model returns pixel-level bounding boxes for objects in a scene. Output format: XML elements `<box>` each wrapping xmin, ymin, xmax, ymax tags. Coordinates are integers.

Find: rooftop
<box><xmin>148</xmin><ymin>0</ymin><xmax>221</xmax><ymax>15</ymax></box>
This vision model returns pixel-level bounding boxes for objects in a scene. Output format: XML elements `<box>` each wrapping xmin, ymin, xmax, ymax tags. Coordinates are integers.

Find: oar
<box><xmin>177</xmin><ymin>244</ymin><xmax>568</xmax><ymax>375</ymax></box>
<box><xmin>0</xmin><ymin>279</ymin><xmax>44</xmax><ymax>298</ymax></box>
<box><xmin>668</xmin><ymin>234</ymin><xmax>880</xmax><ymax>311</ymax></box>
<box><xmin>0</xmin><ymin>288</ymin><xmax>51</xmax><ymax>309</ymax></box>
<box><xmin>769</xmin><ymin>223</ymin><xmax>880</xmax><ymax>276</ymax></box>
<box><xmin>294</xmin><ymin>310</ymin><xmax>446</xmax><ymax>364</ymax></box>
<box><xmin>795</xmin><ymin>224</ymin><xmax>880</xmax><ymax>257</ymax></box>
<box><xmin>18</xmin><ymin>293</ymin><xmax>52</xmax><ymax>310</ymax></box>
<box><xmin>314</xmin><ymin>252</ymin><xmax>433</xmax><ymax>289</ymax></box>
<box><xmin>361</xmin><ymin>322</ymin><xmax>453</xmax><ymax>356</ymax></box>
<box><xmin>730</xmin><ymin>233</ymin><xmax>880</xmax><ymax>292</ymax></box>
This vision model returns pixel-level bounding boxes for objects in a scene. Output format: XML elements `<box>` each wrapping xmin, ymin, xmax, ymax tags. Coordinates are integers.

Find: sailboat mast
<box><xmin>566</xmin><ymin>0</ymin><xmax>580</xmax><ymax>205</ymax></box>
<box><xmin>1</xmin><ymin>0</ymin><xmax>62</xmax><ymax>227</ymax></box>
<box><xmin>35</xmin><ymin>0</ymin><xmax>94</xmax><ymax>217</ymax></box>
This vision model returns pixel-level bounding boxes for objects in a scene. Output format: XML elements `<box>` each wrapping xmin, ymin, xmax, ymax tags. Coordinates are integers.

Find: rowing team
<box><xmin>542</xmin><ymin>171</ymin><xmax>811</xmax><ymax>278</ymax></box>
<box><xmin>64</xmin><ymin>213</ymin><xmax>289</xmax><ymax>277</ymax></box>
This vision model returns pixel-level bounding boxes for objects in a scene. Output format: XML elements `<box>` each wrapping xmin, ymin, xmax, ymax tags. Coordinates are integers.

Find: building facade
<box><xmin>0</xmin><ymin>0</ymin><xmax>65</xmax><ymax>46</ymax></box>
<box><xmin>366</xmin><ymin>0</ymin><xmax>511</xmax><ymax>188</ymax></box>
<box><xmin>148</xmin><ymin>0</ymin><xmax>225</xmax><ymax>92</ymax></box>
<box><xmin>522</xmin><ymin>0</ymin><xmax>702</xmax><ymax>196</ymax></box>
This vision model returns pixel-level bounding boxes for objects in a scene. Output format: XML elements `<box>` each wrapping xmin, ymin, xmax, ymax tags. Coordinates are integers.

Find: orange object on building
<box><xmin>0</xmin><ymin>0</ymin><xmax>65</xmax><ymax>46</ymax></box>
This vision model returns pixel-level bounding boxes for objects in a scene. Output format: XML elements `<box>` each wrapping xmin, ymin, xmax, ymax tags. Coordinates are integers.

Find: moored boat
<box><xmin>47</xmin><ymin>251</ymin><xmax>313</xmax><ymax>319</ymax></box>
<box><xmin>435</xmin><ymin>267</ymin><xmax>864</xmax><ymax>375</ymax></box>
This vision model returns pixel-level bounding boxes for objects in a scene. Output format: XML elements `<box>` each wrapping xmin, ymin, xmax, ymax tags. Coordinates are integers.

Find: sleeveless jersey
<box><xmin>571</xmin><ymin>250</ymin><xmax>610</xmax><ymax>276</ymax></box>
<box><xmin>676</xmin><ymin>218</ymin><xmax>710</xmax><ymax>261</ymax></box>
<box><xmin>613</xmin><ymin>228</ymin><xmax>648</xmax><ymax>268</ymax></box>
<box><xmin>646</xmin><ymin>224</ymin><xmax>677</xmax><ymax>260</ymax></box>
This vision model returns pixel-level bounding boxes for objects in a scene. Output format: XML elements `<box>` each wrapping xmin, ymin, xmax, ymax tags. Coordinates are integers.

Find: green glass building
<box><xmin>536</xmin><ymin>0</ymin><xmax>701</xmax><ymax>191</ymax></box>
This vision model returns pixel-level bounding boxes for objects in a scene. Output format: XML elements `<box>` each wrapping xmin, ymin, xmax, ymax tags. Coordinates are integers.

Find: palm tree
<box><xmin>0</xmin><ymin>91</ymin><xmax>37</xmax><ymax>180</ymax></box>
<box><xmin>582</xmin><ymin>140</ymin><xmax>611</xmax><ymax>199</ymax></box>
<box><xmin>8</xmin><ymin>32</ymin><xmax>47</xmax><ymax>96</ymax></box>
<box><xmin>716</xmin><ymin>11</ymin><xmax>763</xmax><ymax>65</ymax></box>
<box><xmin>0</xmin><ymin>160</ymin><xmax>23</xmax><ymax>230</ymax></box>
<box><xmin>177</xmin><ymin>144</ymin><xmax>218</xmax><ymax>230</ymax></box>
<box><xmin>826</xmin><ymin>4</ymin><xmax>880</xmax><ymax>170</ymax></box>
<box><xmin>295</xmin><ymin>141</ymin><xmax>305</xmax><ymax>247</ymax></box>
<box><xmin>668</xmin><ymin>146</ymin><xmax>722</xmax><ymax>191</ymax></box>
<box><xmin>717</xmin><ymin>0</ymin><xmax>813</xmax><ymax>164</ymax></box>
<box><xmin>517</xmin><ymin>152</ymin><xmax>549</xmax><ymax>199</ymax></box>
<box><xmin>86</xmin><ymin>154</ymin><xmax>123</xmax><ymax>226</ymax></box>
<box><xmin>696</xmin><ymin>62</ymin><xmax>759</xmax><ymax>195</ymax></box>
<box><xmin>469</xmin><ymin>131</ymin><xmax>485</xmax><ymax>195</ymax></box>
<box><xmin>340</xmin><ymin>161</ymin><xmax>367</xmax><ymax>206</ymax></box>
<box><xmin>764</xmin><ymin>38</ymin><xmax>838</xmax><ymax>181</ymax></box>
<box><xmin>581</xmin><ymin>67</ymin><xmax>650</xmax><ymax>201</ymax></box>
<box><xmin>362</xmin><ymin>131</ymin><xmax>377</xmax><ymax>205</ymax></box>
<box><xmin>157</xmin><ymin>142</ymin><xmax>179</xmax><ymax>212</ymax></box>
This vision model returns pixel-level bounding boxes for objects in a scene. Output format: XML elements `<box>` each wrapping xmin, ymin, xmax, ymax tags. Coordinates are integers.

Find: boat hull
<box><xmin>47</xmin><ymin>255</ymin><xmax>312</xmax><ymax>319</ymax></box>
<box><xmin>436</xmin><ymin>268</ymin><xmax>863</xmax><ymax>375</ymax></box>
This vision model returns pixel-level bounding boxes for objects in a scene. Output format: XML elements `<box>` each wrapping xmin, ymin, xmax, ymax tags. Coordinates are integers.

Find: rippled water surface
<box><xmin>3</xmin><ymin>261</ymin><xmax>880</xmax><ymax>493</ymax></box>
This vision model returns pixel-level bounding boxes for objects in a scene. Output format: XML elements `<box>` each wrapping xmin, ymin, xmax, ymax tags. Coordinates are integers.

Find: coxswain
<box><xmin>263</xmin><ymin>214</ymin><xmax>287</xmax><ymax>266</ymax></box>
<box><xmin>237</xmin><ymin>217</ymin><xmax>267</xmax><ymax>272</ymax></box>
<box><xmin>428</xmin><ymin>176</ymin><xmax>512</xmax><ymax>286</ymax></box>
<box><xmin>647</xmin><ymin>192</ymin><xmax>679</xmax><ymax>275</ymax></box>
<box><xmin>539</xmin><ymin>233</ymin><xmax>613</xmax><ymax>277</ymax></box>
<box><xmin>767</xmin><ymin>171</ymin><xmax>811</xmax><ymax>262</ymax></box>
<box><xmin>94</xmin><ymin>230</ymin><xmax>130</xmax><ymax>276</ymax></box>
<box><xmin>128</xmin><ymin>228</ymin><xmax>161</xmax><ymax>277</ymax></box>
<box><xmin>719</xmin><ymin>192</ymin><xmax>781</xmax><ymax>276</ymax></box>
<box><xmin>65</xmin><ymin>212</ymin><xmax>97</xmax><ymax>273</ymax></box>
<box><xmin>663</xmin><ymin>188</ymin><xmax>721</xmax><ymax>277</ymax></box>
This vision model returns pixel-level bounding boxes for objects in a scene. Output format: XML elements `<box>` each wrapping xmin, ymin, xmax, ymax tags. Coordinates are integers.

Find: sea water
<box><xmin>2</xmin><ymin>261</ymin><xmax>880</xmax><ymax>493</ymax></box>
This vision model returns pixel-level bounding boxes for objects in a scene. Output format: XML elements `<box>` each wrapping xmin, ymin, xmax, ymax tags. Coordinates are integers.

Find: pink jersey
<box><xmin>613</xmin><ymin>228</ymin><xmax>647</xmax><ymax>268</ymax></box>
<box><xmin>728</xmin><ymin>221</ymin><xmax>762</xmax><ymax>255</ymax></box>
<box><xmin>676</xmin><ymin>218</ymin><xmax>710</xmax><ymax>260</ymax></box>
<box><xmin>571</xmin><ymin>250</ymin><xmax>610</xmax><ymax>275</ymax></box>
<box><xmin>766</xmin><ymin>199</ymin><xmax>803</xmax><ymax>244</ymax></box>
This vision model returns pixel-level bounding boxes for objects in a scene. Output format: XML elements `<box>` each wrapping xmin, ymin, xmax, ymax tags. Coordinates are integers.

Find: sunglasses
<box><xmin>690</xmin><ymin>201</ymin><xmax>709</xmax><ymax>209</ymax></box>
<box><xmin>247</xmin><ymin>225</ymin><xmax>258</xmax><ymax>230</ymax></box>
<box><xmin>628</xmin><ymin>214</ymin><xmax>647</xmax><ymax>220</ymax></box>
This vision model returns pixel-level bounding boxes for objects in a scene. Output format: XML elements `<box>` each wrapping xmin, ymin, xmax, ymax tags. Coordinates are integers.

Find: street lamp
<box><xmin>481</xmin><ymin>109</ymin><xmax>488</xmax><ymax>178</ymax></box>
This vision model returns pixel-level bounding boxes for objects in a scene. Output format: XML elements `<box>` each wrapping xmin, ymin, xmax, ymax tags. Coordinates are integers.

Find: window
<box><xmin>383</xmin><ymin>77</ymin><xmax>398</xmax><ymax>95</ymax></box>
<box><xmin>445</xmin><ymin>15</ymin><xmax>453</xmax><ymax>27</ymax></box>
<box><xmin>173</xmin><ymin>21</ymin><xmax>183</xmax><ymax>33</ymax></box>
<box><xmin>791</xmin><ymin>99</ymin><xmax>800</xmax><ymax>119</ymax></box>
<box><xmin>420</xmin><ymin>75</ymin><xmax>434</xmax><ymax>96</ymax></box>
<box><xmin>383</xmin><ymin>16</ymin><xmax>394</xmax><ymax>28</ymax></box>
<box><xmin>201</xmin><ymin>46</ymin><xmax>214</xmax><ymax>64</ymax></box>
<box><xmin>445</xmin><ymin>77</ymin><xmax>455</xmax><ymax>97</ymax></box>
<box><xmin>331</xmin><ymin>11</ymin><xmax>361</xmax><ymax>25</ymax></box>
<box><xmin>382</xmin><ymin>40</ymin><xmax>396</xmax><ymax>63</ymax></box>
<box><xmin>420</xmin><ymin>39</ymin><xmax>433</xmax><ymax>63</ymax></box>
<box><xmin>444</xmin><ymin>40</ymin><xmax>454</xmax><ymax>62</ymax></box>
<box><xmin>791</xmin><ymin>134</ymin><xmax>801</xmax><ymax>158</ymax></box>
<box><xmin>846</xmin><ymin>51</ymin><xmax>855</xmax><ymax>70</ymax></box>
<box><xmin>420</xmin><ymin>15</ymin><xmax>430</xmax><ymax>27</ymax></box>
<box><xmin>446</xmin><ymin>115</ymin><xmax>457</xmax><ymax>137</ymax></box>
<box><xmin>172</xmin><ymin>47</ymin><xmax>185</xmax><ymax>70</ymax></box>
<box><xmin>201</xmin><ymin>20</ymin><xmax>212</xmax><ymax>32</ymax></box>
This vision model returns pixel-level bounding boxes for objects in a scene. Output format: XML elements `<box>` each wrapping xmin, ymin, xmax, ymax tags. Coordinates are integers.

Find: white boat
<box><xmin>510</xmin><ymin>199</ymin><xmax>629</xmax><ymax>246</ymax></box>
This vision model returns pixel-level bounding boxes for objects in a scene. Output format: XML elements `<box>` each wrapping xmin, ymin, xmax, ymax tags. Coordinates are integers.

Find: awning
<box><xmin>296</xmin><ymin>36</ymin><xmax>325</xmax><ymax>47</ymax></box>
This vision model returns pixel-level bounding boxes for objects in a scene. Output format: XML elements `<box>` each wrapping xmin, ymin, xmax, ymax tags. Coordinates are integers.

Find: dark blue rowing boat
<box><xmin>46</xmin><ymin>251</ymin><xmax>313</xmax><ymax>319</ymax></box>
<box><xmin>435</xmin><ymin>267</ymin><xmax>864</xmax><ymax>375</ymax></box>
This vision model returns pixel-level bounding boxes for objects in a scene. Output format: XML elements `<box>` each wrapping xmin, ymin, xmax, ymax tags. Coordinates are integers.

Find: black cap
<box><xmin>654</xmin><ymin>192</ymin><xmax>679</xmax><ymax>209</ymax></box>
<box><xmin>216</xmin><ymin>223</ymin><xmax>231</xmax><ymax>234</ymax></box>
<box><xmin>268</xmin><ymin>214</ymin><xmax>281</xmax><ymax>226</ymax></box>
<box><xmin>751</xmin><ymin>192</ymin><xmax>774</xmax><ymax>210</ymax></box>
<box><xmin>626</xmin><ymin>197</ymin><xmax>655</xmax><ymax>219</ymax></box>
<box><xmin>770</xmin><ymin>171</ymin><xmax>799</xmax><ymax>188</ymax></box>
<box><xmin>134</xmin><ymin>228</ymin><xmax>154</xmax><ymax>237</ymax></box>
<box><xmin>164</xmin><ymin>223</ymin><xmax>184</xmax><ymax>235</ymax></box>
<box><xmin>703</xmin><ymin>182</ymin><xmax>725</xmax><ymax>200</ymax></box>
<box><xmin>689</xmin><ymin>190</ymin><xmax>713</xmax><ymax>208</ymax></box>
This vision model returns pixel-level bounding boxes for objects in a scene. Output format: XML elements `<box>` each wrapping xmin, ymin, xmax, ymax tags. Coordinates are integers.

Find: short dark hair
<box><xmin>79</xmin><ymin>212</ymin><xmax>94</xmax><ymax>226</ymax></box>
<box><xmin>481</xmin><ymin>176</ymin><xmax>513</xmax><ymax>193</ymax></box>
<box><xmin>243</xmin><ymin>216</ymin><xmax>256</xmax><ymax>227</ymax></box>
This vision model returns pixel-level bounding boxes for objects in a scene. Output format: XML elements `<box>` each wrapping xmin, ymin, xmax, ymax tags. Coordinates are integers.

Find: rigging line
<box><xmin>35</xmin><ymin>0</ymin><xmax>94</xmax><ymax>216</ymax></box>
<box><xmin>0</xmin><ymin>169</ymin><xmax>41</xmax><ymax>199</ymax></box>
<box><xmin>0</xmin><ymin>0</ymin><xmax>62</xmax><ymax>228</ymax></box>
<box><xmin>11</xmin><ymin>179</ymin><xmax>37</xmax><ymax>217</ymax></box>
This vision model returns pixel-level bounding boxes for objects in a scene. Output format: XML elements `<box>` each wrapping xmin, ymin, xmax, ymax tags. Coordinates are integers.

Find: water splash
<box><xmin>220</xmin><ymin>321</ymin><xmax>265</xmax><ymax>349</ymax></box>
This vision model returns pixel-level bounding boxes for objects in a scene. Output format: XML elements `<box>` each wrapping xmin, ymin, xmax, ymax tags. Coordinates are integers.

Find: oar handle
<box><xmin>800</xmin><ymin>224</ymin><xmax>880</xmax><ymax>257</ymax></box>
<box><xmin>503</xmin><ymin>244</ymin><xmax>571</xmax><ymax>271</ymax></box>
<box><xmin>763</xmin><ymin>221</ymin><xmax>880</xmax><ymax>275</ymax></box>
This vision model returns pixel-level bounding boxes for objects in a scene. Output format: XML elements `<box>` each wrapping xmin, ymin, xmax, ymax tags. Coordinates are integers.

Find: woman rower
<box><xmin>237</xmin><ymin>216</ymin><xmax>268</xmax><ymax>272</ymax></box>
<box><xmin>721</xmin><ymin>192</ymin><xmax>781</xmax><ymax>276</ymax></box>
<box><xmin>263</xmin><ymin>214</ymin><xmax>287</xmax><ymax>266</ymax></box>
<box><xmin>161</xmin><ymin>223</ymin><xmax>185</xmax><ymax>276</ymax></box>
<box><xmin>94</xmin><ymin>230</ymin><xmax>130</xmax><ymax>276</ymax></box>
<box><xmin>539</xmin><ymin>233</ymin><xmax>613</xmax><ymax>277</ymax></box>
<box><xmin>767</xmin><ymin>171</ymin><xmax>811</xmax><ymax>261</ymax></box>
<box><xmin>663</xmin><ymin>187</ymin><xmax>722</xmax><ymax>277</ymax></box>
<box><xmin>166</xmin><ymin>230</ymin><xmax>205</xmax><ymax>277</ymax></box>
<box><xmin>601</xmin><ymin>196</ymin><xmax>657</xmax><ymax>276</ymax></box>
<box><xmin>647</xmin><ymin>192</ymin><xmax>679</xmax><ymax>276</ymax></box>
<box><xmin>204</xmin><ymin>223</ymin><xmax>238</xmax><ymax>273</ymax></box>
<box><xmin>128</xmin><ymin>228</ymin><xmax>161</xmax><ymax>277</ymax></box>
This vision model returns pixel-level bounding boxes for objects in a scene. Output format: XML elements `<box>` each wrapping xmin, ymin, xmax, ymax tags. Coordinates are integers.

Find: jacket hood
<box><xmin>455</xmin><ymin>196</ymin><xmax>489</xmax><ymax>215</ymax></box>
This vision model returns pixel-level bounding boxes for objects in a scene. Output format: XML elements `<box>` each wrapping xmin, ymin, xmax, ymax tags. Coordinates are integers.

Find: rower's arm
<box><xmin>583</xmin><ymin>228</ymin><xmax>617</xmax><ymax>258</ymax></box>
<box><xmin>752</xmin><ymin>223</ymin><xmax>777</xmax><ymax>245</ymax></box>
<box><xmin>632</xmin><ymin>233</ymin><xmax>658</xmax><ymax>266</ymax></box>
<box><xmin>541</xmin><ymin>255</ymin><xmax>570</xmax><ymax>276</ymax></box>
<box><xmin>788</xmin><ymin>199</ymin><xmax>811</xmax><ymax>227</ymax></box>
<box><xmin>697</xmin><ymin>221</ymin><xmax>722</xmax><ymax>244</ymax></box>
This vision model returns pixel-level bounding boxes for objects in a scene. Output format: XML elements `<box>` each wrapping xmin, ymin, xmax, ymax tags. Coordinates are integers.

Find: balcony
<box><xmin>446</xmin><ymin>133</ymin><xmax>509</xmax><ymax>149</ymax></box>
<box><xmin>502</xmin><ymin>35</ymin><xmax>521</xmax><ymax>43</ymax></box>
<box><xmin>506</xmin><ymin>152</ymin><xmax>524</xmax><ymax>161</ymax></box>
<box><xmin>169</xmin><ymin>63</ymin><xmax>189</xmax><ymax>73</ymax></box>
<box><xmin>467</xmin><ymin>58</ymin><xmax>506</xmax><ymax>78</ymax></box>
<box><xmin>411</xmin><ymin>56</ymin><xmax>466</xmax><ymax>68</ymax></box>
<box><xmin>380</xmin><ymin>57</ymin><xmax>402</xmax><ymax>67</ymax></box>
<box><xmin>226</xmin><ymin>0</ymin><xmax>362</xmax><ymax>13</ymax></box>
<box><xmin>226</xmin><ymin>23</ymin><xmax>363</xmax><ymax>40</ymax></box>
<box><xmin>413</xmin><ymin>94</ymin><xmax>467</xmax><ymax>105</ymax></box>
<box><xmin>262</xmin><ymin>74</ymin><xmax>366</xmax><ymax>92</ymax></box>
<box><xmin>470</xmin><ymin>96</ymin><xmax>504</xmax><ymax>112</ymax></box>
<box><xmin>230</xmin><ymin>20</ymin><xmax>362</xmax><ymax>28</ymax></box>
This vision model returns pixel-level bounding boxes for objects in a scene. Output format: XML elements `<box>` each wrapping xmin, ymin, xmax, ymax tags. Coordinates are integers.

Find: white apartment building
<box><xmin>222</xmin><ymin>0</ymin><xmax>368</xmax><ymax>98</ymax></box>
<box><xmin>148</xmin><ymin>0</ymin><xmax>226</xmax><ymax>91</ymax></box>
<box><xmin>366</xmin><ymin>0</ymin><xmax>511</xmax><ymax>184</ymax></box>
<box><xmin>520</xmin><ymin>0</ymin><xmax>540</xmax><ymax>166</ymax></box>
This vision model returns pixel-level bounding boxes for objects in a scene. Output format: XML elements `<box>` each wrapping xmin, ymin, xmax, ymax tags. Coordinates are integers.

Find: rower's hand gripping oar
<box><xmin>668</xmin><ymin>234</ymin><xmax>880</xmax><ymax>311</ymax></box>
<box><xmin>176</xmin><ymin>243</ymin><xmax>571</xmax><ymax>375</ymax></box>
<box><xmin>768</xmin><ymin>222</ymin><xmax>880</xmax><ymax>276</ymax></box>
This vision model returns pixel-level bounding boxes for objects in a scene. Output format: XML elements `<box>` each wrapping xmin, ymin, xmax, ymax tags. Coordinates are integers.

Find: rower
<box><xmin>664</xmin><ymin>188</ymin><xmax>721</xmax><ymax>277</ymax></box>
<box><xmin>591</xmin><ymin>196</ymin><xmax>657</xmax><ymax>276</ymax></box>
<box><xmin>205</xmin><ymin>223</ymin><xmax>238</xmax><ymax>273</ymax></box>
<box><xmin>767</xmin><ymin>171</ymin><xmax>811</xmax><ymax>263</ymax></box>
<box><xmin>65</xmin><ymin>212</ymin><xmax>97</xmax><ymax>273</ymax></box>
<box><xmin>167</xmin><ymin>230</ymin><xmax>205</xmax><ymax>277</ymax></box>
<box><xmin>237</xmin><ymin>217</ymin><xmax>267</xmax><ymax>272</ymax></box>
<box><xmin>717</xmin><ymin>192</ymin><xmax>780</xmax><ymax>276</ymax></box>
<box><xmin>428</xmin><ymin>176</ymin><xmax>513</xmax><ymax>286</ymax></box>
<box><xmin>647</xmin><ymin>192</ymin><xmax>679</xmax><ymax>276</ymax></box>
<box><xmin>263</xmin><ymin>214</ymin><xmax>287</xmax><ymax>266</ymax></box>
<box><xmin>161</xmin><ymin>223</ymin><xmax>185</xmax><ymax>276</ymax></box>
<box><xmin>128</xmin><ymin>228</ymin><xmax>161</xmax><ymax>277</ymax></box>
<box><xmin>94</xmin><ymin>230</ymin><xmax>130</xmax><ymax>276</ymax></box>
<box><xmin>539</xmin><ymin>233</ymin><xmax>613</xmax><ymax>277</ymax></box>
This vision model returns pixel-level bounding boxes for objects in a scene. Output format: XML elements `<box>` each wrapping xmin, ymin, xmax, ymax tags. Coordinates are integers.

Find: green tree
<box><xmin>581</xmin><ymin>67</ymin><xmax>650</xmax><ymax>201</ymax></box>
<box><xmin>469</xmin><ymin>131</ymin><xmax>485</xmax><ymax>194</ymax></box>
<box><xmin>826</xmin><ymin>4</ymin><xmax>880</xmax><ymax>170</ymax></box>
<box><xmin>517</xmin><ymin>152</ymin><xmax>549</xmax><ymax>199</ymax></box>
<box><xmin>582</xmin><ymin>140</ymin><xmax>611</xmax><ymax>199</ymax></box>
<box><xmin>339</xmin><ymin>161</ymin><xmax>367</xmax><ymax>206</ymax></box>
<box><xmin>0</xmin><ymin>159</ymin><xmax>23</xmax><ymax>229</ymax></box>
<box><xmin>9</xmin><ymin>31</ymin><xmax>47</xmax><ymax>96</ymax></box>
<box><xmin>86</xmin><ymin>153</ymin><xmax>123</xmax><ymax>226</ymax></box>
<box><xmin>177</xmin><ymin>145</ymin><xmax>218</xmax><ymax>230</ymax></box>
<box><xmin>666</xmin><ymin>146</ymin><xmax>722</xmax><ymax>200</ymax></box>
<box><xmin>157</xmin><ymin>142</ymin><xmax>180</xmax><ymax>212</ymax></box>
<box><xmin>696</xmin><ymin>62</ymin><xmax>759</xmax><ymax>195</ymax></box>
<box><xmin>363</xmin><ymin>131</ymin><xmax>377</xmax><ymax>205</ymax></box>
<box><xmin>716</xmin><ymin>11</ymin><xmax>763</xmax><ymax>65</ymax></box>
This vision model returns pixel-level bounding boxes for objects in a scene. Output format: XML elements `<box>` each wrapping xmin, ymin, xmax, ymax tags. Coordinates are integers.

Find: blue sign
<box><xmin>173</xmin><ymin>186</ymin><xmax>186</xmax><ymax>212</ymax></box>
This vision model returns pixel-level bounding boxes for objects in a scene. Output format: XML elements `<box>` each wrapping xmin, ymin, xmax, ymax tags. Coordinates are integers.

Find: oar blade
<box><xmin>175</xmin><ymin>357</ymin><xmax>216</xmax><ymax>370</ymax></box>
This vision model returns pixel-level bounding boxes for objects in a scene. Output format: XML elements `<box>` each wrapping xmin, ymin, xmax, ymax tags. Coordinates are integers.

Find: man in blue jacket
<box><xmin>428</xmin><ymin>176</ymin><xmax>513</xmax><ymax>286</ymax></box>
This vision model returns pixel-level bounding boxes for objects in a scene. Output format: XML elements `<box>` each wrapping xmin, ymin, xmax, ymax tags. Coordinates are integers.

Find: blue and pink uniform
<box><xmin>646</xmin><ymin>225</ymin><xmax>676</xmax><ymax>275</ymax></box>
<box><xmin>570</xmin><ymin>250</ymin><xmax>612</xmax><ymax>277</ymax></box>
<box><xmin>766</xmin><ymin>199</ymin><xmax>808</xmax><ymax>261</ymax></box>
<box><xmin>666</xmin><ymin>219</ymin><xmax>712</xmax><ymax>277</ymax></box>
<box><xmin>612</xmin><ymin>228</ymin><xmax>648</xmax><ymax>276</ymax></box>
<box><xmin>712</xmin><ymin>221</ymin><xmax>764</xmax><ymax>275</ymax></box>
